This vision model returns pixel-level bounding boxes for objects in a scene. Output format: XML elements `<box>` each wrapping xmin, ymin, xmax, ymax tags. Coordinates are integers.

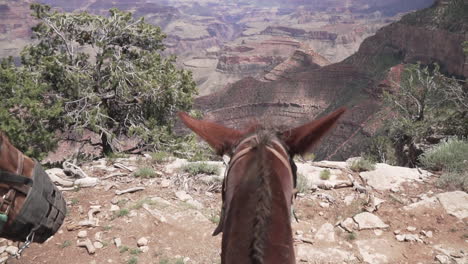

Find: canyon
<box><xmin>2</xmin><ymin>0</ymin><xmax>457</xmax><ymax>162</ymax></box>
<box><xmin>1</xmin><ymin>0</ymin><xmax>434</xmax><ymax>94</ymax></box>
<box><xmin>194</xmin><ymin>0</ymin><xmax>467</xmax><ymax>160</ymax></box>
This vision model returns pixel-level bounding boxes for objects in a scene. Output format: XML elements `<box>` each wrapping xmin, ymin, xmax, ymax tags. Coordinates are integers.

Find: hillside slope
<box><xmin>194</xmin><ymin>0</ymin><xmax>467</xmax><ymax>160</ymax></box>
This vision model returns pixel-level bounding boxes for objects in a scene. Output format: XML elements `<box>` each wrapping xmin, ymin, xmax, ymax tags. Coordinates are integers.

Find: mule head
<box><xmin>177</xmin><ymin>107</ymin><xmax>346</xmax><ymax>157</ymax></box>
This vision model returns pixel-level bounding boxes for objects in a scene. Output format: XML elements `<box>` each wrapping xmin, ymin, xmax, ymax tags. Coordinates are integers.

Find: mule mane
<box><xmin>234</xmin><ymin>130</ymin><xmax>285</xmax><ymax>264</ymax></box>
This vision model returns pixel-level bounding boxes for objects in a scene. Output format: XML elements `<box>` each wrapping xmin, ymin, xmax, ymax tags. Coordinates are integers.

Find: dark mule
<box><xmin>178</xmin><ymin>108</ymin><xmax>345</xmax><ymax>264</ymax></box>
<box><xmin>0</xmin><ymin>131</ymin><xmax>66</xmax><ymax>243</ymax></box>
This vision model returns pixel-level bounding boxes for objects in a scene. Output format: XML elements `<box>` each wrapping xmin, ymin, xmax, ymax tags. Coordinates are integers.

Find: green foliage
<box><xmin>350</xmin><ymin>157</ymin><xmax>376</xmax><ymax>172</ymax></box>
<box><xmin>0</xmin><ymin>57</ymin><xmax>62</xmax><ymax>159</ymax></box>
<box><xmin>119</xmin><ymin>246</ymin><xmax>129</xmax><ymax>253</ymax></box>
<box><xmin>130</xmin><ymin>248</ymin><xmax>143</xmax><ymax>255</ymax></box>
<box><xmin>133</xmin><ymin>167</ymin><xmax>157</xmax><ymax>178</ymax></box>
<box><xmin>378</xmin><ymin>63</ymin><xmax>468</xmax><ymax>166</ymax></box>
<box><xmin>150</xmin><ymin>151</ymin><xmax>171</xmax><ymax>163</ymax></box>
<box><xmin>174</xmin><ymin>259</ymin><xmax>184</xmax><ymax>264</ymax></box>
<box><xmin>21</xmin><ymin>4</ymin><xmax>197</xmax><ymax>154</ymax></box>
<box><xmin>115</xmin><ymin>208</ymin><xmax>129</xmax><ymax>218</ymax></box>
<box><xmin>420</xmin><ymin>138</ymin><xmax>468</xmax><ymax>192</ymax></box>
<box><xmin>209</xmin><ymin>212</ymin><xmax>220</xmax><ymax>224</ymax></box>
<box><xmin>366</xmin><ymin>136</ymin><xmax>398</xmax><ymax>165</ymax></box>
<box><xmin>181</xmin><ymin>162</ymin><xmax>220</xmax><ymax>176</ymax></box>
<box><xmin>436</xmin><ymin>170</ymin><xmax>468</xmax><ymax>192</ymax></box>
<box><xmin>60</xmin><ymin>240</ymin><xmax>72</xmax><ymax>248</ymax></box>
<box><xmin>319</xmin><ymin>169</ymin><xmax>331</xmax><ymax>180</ymax></box>
<box><xmin>127</xmin><ymin>256</ymin><xmax>138</xmax><ymax>264</ymax></box>
<box><xmin>420</xmin><ymin>138</ymin><xmax>468</xmax><ymax>172</ymax></box>
<box><xmin>346</xmin><ymin>232</ymin><xmax>357</xmax><ymax>241</ymax></box>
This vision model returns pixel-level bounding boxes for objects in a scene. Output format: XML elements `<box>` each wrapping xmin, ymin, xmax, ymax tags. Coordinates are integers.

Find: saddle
<box><xmin>0</xmin><ymin>162</ymin><xmax>67</xmax><ymax>243</ymax></box>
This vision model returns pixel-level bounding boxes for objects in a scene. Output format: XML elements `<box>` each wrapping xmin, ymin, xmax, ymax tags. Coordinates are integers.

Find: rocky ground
<box><xmin>1</xmin><ymin>155</ymin><xmax>467</xmax><ymax>264</ymax></box>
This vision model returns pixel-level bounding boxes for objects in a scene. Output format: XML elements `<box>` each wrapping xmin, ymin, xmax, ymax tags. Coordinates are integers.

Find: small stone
<box><xmin>343</xmin><ymin>195</ymin><xmax>355</xmax><ymax>206</ymax></box>
<box><xmin>140</xmin><ymin>246</ymin><xmax>149</xmax><ymax>253</ymax></box>
<box><xmin>114</xmin><ymin>238</ymin><xmax>122</xmax><ymax>248</ymax></box>
<box><xmin>353</xmin><ymin>212</ymin><xmax>389</xmax><ymax>230</ymax></box>
<box><xmin>175</xmin><ymin>191</ymin><xmax>192</xmax><ymax>202</ymax></box>
<box><xmin>420</xmin><ymin>230</ymin><xmax>433</xmax><ymax>238</ymax></box>
<box><xmin>77</xmin><ymin>230</ymin><xmax>88</xmax><ymax>238</ymax></box>
<box><xmin>74</xmin><ymin>177</ymin><xmax>99</xmax><ymax>188</ymax></box>
<box><xmin>340</xmin><ymin>218</ymin><xmax>357</xmax><ymax>233</ymax></box>
<box><xmin>395</xmin><ymin>235</ymin><xmax>405</xmax><ymax>242</ymax></box>
<box><xmin>161</xmin><ymin>179</ymin><xmax>171</xmax><ymax>188</ymax></box>
<box><xmin>450</xmin><ymin>251</ymin><xmax>463</xmax><ymax>258</ymax></box>
<box><xmin>394</xmin><ymin>230</ymin><xmax>401</xmax><ymax>235</ymax></box>
<box><xmin>390</xmin><ymin>186</ymin><xmax>400</xmax><ymax>193</ymax></box>
<box><xmin>5</xmin><ymin>246</ymin><xmax>18</xmax><ymax>255</ymax></box>
<box><xmin>137</xmin><ymin>237</ymin><xmax>148</xmax><ymax>247</ymax></box>
<box><xmin>77</xmin><ymin>238</ymin><xmax>95</xmax><ymax>254</ymax></box>
<box><xmin>110</xmin><ymin>205</ymin><xmax>120</xmax><ymax>212</ymax></box>
<box><xmin>435</xmin><ymin>254</ymin><xmax>450</xmax><ymax>264</ymax></box>
<box><xmin>295</xmin><ymin>230</ymin><xmax>304</xmax><ymax>235</ymax></box>
<box><xmin>318</xmin><ymin>212</ymin><xmax>324</xmax><ymax>216</ymax></box>
<box><xmin>319</xmin><ymin>202</ymin><xmax>329</xmax><ymax>208</ymax></box>
<box><xmin>95</xmin><ymin>232</ymin><xmax>103</xmax><ymax>242</ymax></box>
<box><xmin>94</xmin><ymin>241</ymin><xmax>104</xmax><ymax>249</ymax></box>
<box><xmin>128</xmin><ymin>210</ymin><xmax>138</xmax><ymax>217</ymax></box>
<box><xmin>314</xmin><ymin>223</ymin><xmax>335</xmax><ymax>242</ymax></box>
<box><xmin>407</xmin><ymin>226</ymin><xmax>417</xmax><ymax>232</ymax></box>
<box><xmin>374</xmin><ymin>230</ymin><xmax>383</xmax><ymax>236</ymax></box>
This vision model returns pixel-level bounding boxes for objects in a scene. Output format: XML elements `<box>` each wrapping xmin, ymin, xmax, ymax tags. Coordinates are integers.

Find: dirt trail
<box><xmin>3</xmin><ymin>156</ymin><xmax>467</xmax><ymax>264</ymax></box>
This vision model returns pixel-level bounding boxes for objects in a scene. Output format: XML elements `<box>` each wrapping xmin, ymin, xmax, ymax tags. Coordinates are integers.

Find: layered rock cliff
<box><xmin>194</xmin><ymin>0</ymin><xmax>467</xmax><ymax>160</ymax></box>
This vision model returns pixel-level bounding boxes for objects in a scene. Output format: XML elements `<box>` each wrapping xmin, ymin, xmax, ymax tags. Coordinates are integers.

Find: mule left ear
<box><xmin>281</xmin><ymin>107</ymin><xmax>346</xmax><ymax>156</ymax></box>
<box><xmin>178</xmin><ymin>112</ymin><xmax>243</xmax><ymax>156</ymax></box>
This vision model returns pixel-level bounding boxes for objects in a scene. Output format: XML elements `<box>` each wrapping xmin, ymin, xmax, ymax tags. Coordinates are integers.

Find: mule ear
<box><xmin>178</xmin><ymin>112</ymin><xmax>243</xmax><ymax>156</ymax></box>
<box><xmin>281</xmin><ymin>107</ymin><xmax>346</xmax><ymax>156</ymax></box>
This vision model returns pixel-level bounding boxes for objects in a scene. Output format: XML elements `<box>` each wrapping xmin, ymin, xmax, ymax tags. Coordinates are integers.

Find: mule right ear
<box><xmin>281</xmin><ymin>107</ymin><xmax>346</xmax><ymax>156</ymax></box>
<box><xmin>178</xmin><ymin>112</ymin><xmax>243</xmax><ymax>156</ymax></box>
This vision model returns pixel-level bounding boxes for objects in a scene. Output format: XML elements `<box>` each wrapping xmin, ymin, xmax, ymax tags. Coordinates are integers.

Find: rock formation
<box><xmin>194</xmin><ymin>0</ymin><xmax>467</xmax><ymax>160</ymax></box>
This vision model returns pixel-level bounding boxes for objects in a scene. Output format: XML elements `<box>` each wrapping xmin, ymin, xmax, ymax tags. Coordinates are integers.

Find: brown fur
<box><xmin>178</xmin><ymin>108</ymin><xmax>346</xmax><ymax>264</ymax></box>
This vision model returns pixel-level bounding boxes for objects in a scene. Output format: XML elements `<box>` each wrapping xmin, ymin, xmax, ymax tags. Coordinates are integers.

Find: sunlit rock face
<box><xmin>194</xmin><ymin>0</ymin><xmax>466</xmax><ymax>161</ymax></box>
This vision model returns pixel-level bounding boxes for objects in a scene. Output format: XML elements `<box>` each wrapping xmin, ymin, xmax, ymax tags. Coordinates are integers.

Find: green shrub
<box><xmin>130</xmin><ymin>248</ymin><xmax>142</xmax><ymax>255</ymax></box>
<box><xmin>420</xmin><ymin>138</ymin><xmax>468</xmax><ymax>172</ymax></box>
<box><xmin>181</xmin><ymin>162</ymin><xmax>220</xmax><ymax>176</ymax></box>
<box><xmin>127</xmin><ymin>256</ymin><xmax>138</xmax><ymax>264</ymax></box>
<box><xmin>346</xmin><ymin>232</ymin><xmax>357</xmax><ymax>241</ymax></box>
<box><xmin>134</xmin><ymin>167</ymin><xmax>157</xmax><ymax>178</ymax></box>
<box><xmin>151</xmin><ymin>151</ymin><xmax>171</xmax><ymax>163</ymax></box>
<box><xmin>115</xmin><ymin>208</ymin><xmax>129</xmax><ymax>218</ymax></box>
<box><xmin>350</xmin><ymin>158</ymin><xmax>376</xmax><ymax>172</ymax></box>
<box><xmin>320</xmin><ymin>169</ymin><xmax>331</xmax><ymax>180</ymax></box>
<box><xmin>119</xmin><ymin>246</ymin><xmax>129</xmax><ymax>253</ymax></box>
<box><xmin>436</xmin><ymin>170</ymin><xmax>468</xmax><ymax>192</ymax></box>
<box><xmin>60</xmin><ymin>240</ymin><xmax>72</xmax><ymax>248</ymax></box>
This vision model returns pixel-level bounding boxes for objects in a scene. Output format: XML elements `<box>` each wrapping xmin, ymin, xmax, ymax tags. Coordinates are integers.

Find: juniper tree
<box><xmin>21</xmin><ymin>4</ymin><xmax>197</xmax><ymax>154</ymax></box>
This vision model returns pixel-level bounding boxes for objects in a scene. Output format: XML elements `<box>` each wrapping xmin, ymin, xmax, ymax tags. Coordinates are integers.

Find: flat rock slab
<box><xmin>360</xmin><ymin>163</ymin><xmax>431</xmax><ymax>191</ymax></box>
<box><xmin>436</xmin><ymin>191</ymin><xmax>468</xmax><ymax>220</ymax></box>
<box><xmin>403</xmin><ymin>196</ymin><xmax>440</xmax><ymax>211</ymax></box>
<box><xmin>356</xmin><ymin>239</ymin><xmax>397</xmax><ymax>264</ymax></box>
<box><xmin>296</xmin><ymin>163</ymin><xmax>346</xmax><ymax>186</ymax></box>
<box><xmin>353</xmin><ymin>212</ymin><xmax>389</xmax><ymax>230</ymax></box>
<box><xmin>314</xmin><ymin>223</ymin><xmax>335</xmax><ymax>242</ymax></box>
<box><xmin>296</xmin><ymin>244</ymin><xmax>356</xmax><ymax>263</ymax></box>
